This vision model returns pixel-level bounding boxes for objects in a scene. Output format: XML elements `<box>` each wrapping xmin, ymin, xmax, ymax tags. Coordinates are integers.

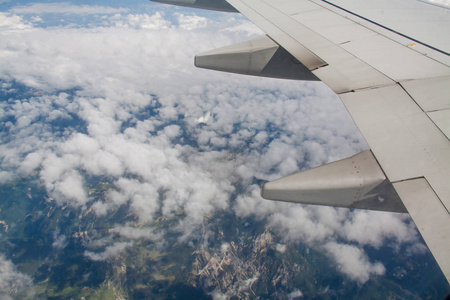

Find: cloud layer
<box><xmin>0</xmin><ymin>255</ymin><xmax>34</xmax><ymax>299</ymax></box>
<box><xmin>0</xmin><ymin>4</ymin><xmax>425</xmax><ymax>286</ymax></box>
<box><xmin>11</xmin><ymin>2</ymin><xmax>129</xmax><ymax>15</ymax></box>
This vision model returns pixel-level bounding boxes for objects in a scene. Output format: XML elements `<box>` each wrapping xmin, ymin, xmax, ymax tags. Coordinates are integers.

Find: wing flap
<box><xmin>394</xmin><ymin>178</ymin><xmax>450</xmax><ymax>282</ymax></box>
<box><xmin>340</xmin><ymin>85</ymin><xmax>450</xmax><ymax>209</ymax></box>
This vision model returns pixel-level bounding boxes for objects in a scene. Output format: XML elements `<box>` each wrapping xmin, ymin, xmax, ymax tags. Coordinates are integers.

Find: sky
<box><xmin>0</xmin><ymin>0</ymin><xmax>443</xmax><ymax>298</ymax></box>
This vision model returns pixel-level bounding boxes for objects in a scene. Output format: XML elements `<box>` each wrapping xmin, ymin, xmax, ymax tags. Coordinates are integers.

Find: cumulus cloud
<box><xmin>0</xmin><ymin>4</ymin><xmax>424</xmax><ymax>285</ymax></box>
<box><xmin>85</xmin><ymin>241</ymin><xmax>133</xmax><ymax>261</ymax></box>
<box><xmin>112</xmin><ymin>12</ymin><xmax>170</xmax><ymax>29</ymax></box>
<box><xmin>339</xmin><ymin>210</ymin><xmax>418</xmax><ymax>248</ymax></box>
<box><xmin>10</xmin><ymin>3</ymin><xmax>129</xmax><ymax>15</ymax></box>
<box><xmin>175</xmin><ymin>12</ymin><xmax>208</xmax><ymax>30</ymax></box>
<box><xmin>113</xmin><ymin>226</ymin><xmax>162</xmax><ymax>241</ymax></box>
<box><xmin>324</xmin><ymin>242</ymin><xmax>385</xmax><ymax>284</ymax></box>
<box><xmin>287</xmin><ymin>289</ymin><xmax>303</xmax><ymax>300</ymax></box>
<box><xmin>276</xmin><ymin>243</ymin><xmax>286</xmax><ymax>253</ymax></box>
<box><xmin>234</xmin><ymin>186</ymin><xmax>421</xmax><ymax>282</ymax></box>
<box><xmin>52</xmin><ymin>231</ymin><xmax>69</xmax><ymax>250</ymax></box>
<box><xmin>0</xmin><ymin>255</ymin><xmax>34</xmax><ymax>299</ymax></box>
<box><xmin>0</xmin><ymin>11</ymin><xmax>31</xmax><ymax>29</ymax></box>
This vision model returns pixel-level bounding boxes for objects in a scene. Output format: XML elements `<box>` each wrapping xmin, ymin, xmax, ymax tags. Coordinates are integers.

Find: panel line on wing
<box><xmin>318</xmin><ymin>0</ymin><xmax>450</xmax><ymax>56</ymax></box>
<box><xmin>227</xmin><ymin>0</ymin><xmax>328</xmax><ymax>70</ymax></box>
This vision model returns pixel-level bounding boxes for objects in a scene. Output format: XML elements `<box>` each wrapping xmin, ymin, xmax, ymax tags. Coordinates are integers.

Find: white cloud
<box><xmin>0</xmin><ymin>171</ymin><xmax>13</xmax><ymax>184</ymax></box>
<box><xmin>113</xmin><ymin>226</ymin><xmax>162</xmax><ymax>241</ymax></box>
<box><xmin>0</xmin><ymin>12</ymin><xmax>31</xmax><ymax>29</ymax></box>
<box><xmin>324</xmin><ymin>242</ymin><xmax>385</xmax><ymax>284</ymax></box>
<box><xmin>163</xmin><ymin>124</ymin><xmax>181</xmax><ymax>139</ymax></box>
<box><xmin>11</xmin><ymin>3</ymin><xmax>129</xmax><ymax>15</ymax></box>
<box><xmin>287</xmin><ymin>289</ymin><xmax>303</xmax><ymax>300</ymax></box>
<box><xmin>339</xmin><ymin>210</ymin><xmax>418</xmax><ymax>248</ymax></box>
<box><xmin>175</xmin><ymin>12</ymin><xmax>208</xmax><ymax>30</ymax></box>
<box><xmin>233</xmin><ymin>186</ymin><xmax>420</xmax><ymax>283</ymax></box>
<box><xmin>0</xmin><ymin>255</ymin><xmax>34</xmax><ymax>299</ymax></box>
<box><xmin>52</xmin><ymin>170</ymin><xmax>88</xmax><ymax>206</ymax></box>
<box><xmin>276</xmin><ymin>243</ymin><xmax>286</xmax><ymax>253</ymax></box>
<box><xmin>85</xmin><ymin>241</ymin><xmax>133</xmax><ymax>261</ymax></box>
<box><xmin>0</xmin><ymin>6</ymin><xmax>423</xmax><ymax>285</ymax></box>
<box><xmin>52</xmin><ymin>232</ymin><xmax>69</xmax><ymax>250</ymax></box>
<box><xmin>112</xmin><ymin>12</ymin><xmax>170</xmax><ymax>29</ymax></box>
<box><xmin>234</xmin><ymin>185</ymin><xmax>280</xmax><ymax>219</ymax></box>
<box><xmin>210</xmin><ymin>290</ymin><xmax>228</xmax><ymax>300</ymax></box>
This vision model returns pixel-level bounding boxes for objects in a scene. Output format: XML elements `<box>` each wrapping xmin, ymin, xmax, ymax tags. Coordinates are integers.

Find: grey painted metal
<box><xmin>226</xmin><ymin>0</ymin><xmax>450</xmax><ymax>93</ymax></box>
<box><xmin>151</xmin><ymin>0</ymin><xmax>238</xmax><ymax>12</ymax></box>
<box><xmin>400</xmin><ymin>76</ymin><xmax>450</xmax><ymax>112</ymax></box>
<box><xmin>226</xmin><ymin>0</ymin><xmax>395</xmax><ymax>94</ymax></box>
<box><xmin>339</xmin><ymin>33</ymin><xmax>449</xmax><ymax>82</ymax></box>
<box><xmin>394</xmin><ymin>178</ymin><xmax>450</xmax><ymax>282</ymax></box>
<box><xmin>400</xmin><ymin>76</ymin><xmax>450</xmax><ymax>140</ymax></box>
<box><xmin>261</xmin><ymin>150</ymin><xmax>407</xmax><ymax>212</ymax></box>
<box><xmin>340</xmin><ymin>85</ymin><xmax>450</xmax><ymax>210</ymax></box>
<box><xmin>313</xmin><ymin>0</ymin><xmax>450</xmax><ymax>66</ymax></box>
<box><xmin>428</xmin><ymin>109</ymin><xmax>450</xmax><ymax>140</ymax></box>
<box><xmin>322</xmin><ymin>0</ymin><xmax>450</xmax><ymax>55</ymax></box>
<box><xmin>195</xmin><ymin>36</ymin><xmax>320</xmax><ymax>80</ymax></box>
<box><xmin>225</xmin><ymin>0</ymin><xmax>328</xmax><ymax>71</ymax></box>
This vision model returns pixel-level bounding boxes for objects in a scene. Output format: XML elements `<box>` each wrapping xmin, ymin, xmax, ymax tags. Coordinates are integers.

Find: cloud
<box><xmin>0</xmin><ymin>5</ymin><xmax>424</xmax><ymax>285</ymax></box>
<box><xmin>287</xmin><ymin>289</ymin><xmax>303</xmax><ymax>300</ymax></box>
<box><xmin>0</xmin><ymin>12</ymin><xmax>31</xmax><ymax>29</ymax></box>
<box><xmin>175</xmin><ymin>12</ymin><xmax>208</xmax><ymax>30</ymax></box>
<box><xmin>52</xmin><ymin>231</ymin><xmax>69</xmax><ymax>250</ymax></box>
<box><xmin>276</xmin><ymin>243</ymin><xmax>287</xmax><ymax>253</ymax></box>
<box><xmin>112</xmin><ymin>12</ymin><xmax>170</xmax><ymax>29</ymax></box>
<box><xmin>0</xmin><ymin>255</ymin><xmax>34</xmax><ymax>299</ymax></box>
<box><xmin>324</xmin><ymin>242</ymin><xmax>385</xmax><ymax>284</ymax></box>
<box><xmin>10</xmin><ymin>3</ymin><xmax>129</xmax><ymax>15</ymax></box>
<box><xmin>84</xmin><ymin>241</ymin><xmax>133</xmax><ymax>261</ymax></box>
<box><xmin>113</xmin><ymin>226</ymin><xmax>162</xmax><ymax>241</ymax></box>
<box><xmin>339</xmin><ymin>210</ymin><xmax>418</xmax><ymax>248</ymax></box>
<box><xmin>234</xmin><ymin>186</ymin><xmax>421</xmax><ymax>283</ymax></box>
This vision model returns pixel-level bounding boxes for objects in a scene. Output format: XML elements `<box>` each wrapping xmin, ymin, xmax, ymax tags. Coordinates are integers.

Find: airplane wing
<box><xmin>151</xmin><ymin>0</ymin><xmax>450</xmax><ymax>282</ymax></box>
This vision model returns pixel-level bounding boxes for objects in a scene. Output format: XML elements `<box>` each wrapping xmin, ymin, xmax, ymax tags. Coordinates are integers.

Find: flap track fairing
<box><xmin>261</xmin><ymin>150</ymin><xmax>407</xmax><ymax>213</ymax></box>
<box><xmin>151</xmin><ymin>0</ymin><xmax>238</xmax><ymax>12</ymax></box>
<box><xmin>195</xmin><ymin>36</ymin><xmax>320</xmax><ymax>81</ymax></box>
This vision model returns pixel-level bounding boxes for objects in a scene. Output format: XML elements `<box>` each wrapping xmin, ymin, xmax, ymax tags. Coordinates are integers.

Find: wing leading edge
<box><xmin>151</xmin><ymin>0</ymin><xmax>450</xmax><ymax>282</ymax></box>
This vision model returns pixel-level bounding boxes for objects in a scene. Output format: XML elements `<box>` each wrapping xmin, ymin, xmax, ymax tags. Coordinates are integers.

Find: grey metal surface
<box><xmin>226</xmin><ymin>0</ymin><xmax>450</xmax><ymax>93</ymax></box>
<box><xmin>323</xmin><ymin>0</ymin><xmax>450</xmax><ymax>55</ymax></box>
<box><xmin>428</xmin><ymin>109</ymin><xmax>450</xmax><ymax>140</ymax></box>
<box><xmin>340</xmin><ymin>85</ymin><xmax>450</xmax><ymax>210</ymax></box>
<box><xmin>394</xmin><ymin>178</ymin><xmax>450</xmax><ymax>282</ymax></box>
<box><xmin>400</xmin><ymin>76</ymin><xmax>450</xmax><ymax>112</ymax></box>
<box><xmin>261</xmin><ymin>150</ymin><xmax>408</xmax><ymax>212</ymax></box>
<box><xmin>195</xmin><ymin>36</ymin><xmax>319</xmax><ymax>80</ymax></box>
